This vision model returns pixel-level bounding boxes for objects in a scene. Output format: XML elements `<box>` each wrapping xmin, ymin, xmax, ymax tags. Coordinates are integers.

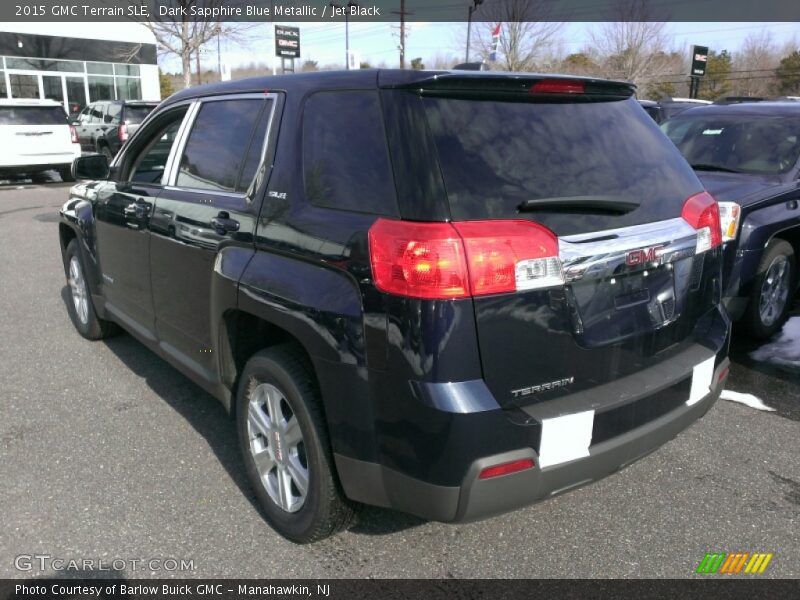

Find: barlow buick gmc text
<box><xmin>59</xmin><ymin>70</ymin><xmax>731</xmax><ymax>543</ymax></box>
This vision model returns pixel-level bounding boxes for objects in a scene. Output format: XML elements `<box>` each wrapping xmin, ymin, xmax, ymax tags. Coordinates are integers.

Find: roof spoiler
<box><xmin>385</xmin><ymin>73</ymin><xmax>635</xmax><ymax>99</ymax></box>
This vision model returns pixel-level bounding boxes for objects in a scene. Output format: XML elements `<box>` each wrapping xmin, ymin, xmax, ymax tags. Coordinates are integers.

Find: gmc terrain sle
<box><xmin>59</xmin><ymin>70</ymin><xmax>730</xmax><ymax>542</ymax></box>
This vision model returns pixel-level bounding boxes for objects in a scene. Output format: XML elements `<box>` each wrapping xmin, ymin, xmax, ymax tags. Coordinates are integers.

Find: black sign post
<box><xmin>689</xmin><ymin>45</ymin><xmax>709</xmax><ymax>99</ymax></box>
<box><xmin>275</xmin><ymin>25</ymin><xmax>300</xmax><ymax>74</ymax></box>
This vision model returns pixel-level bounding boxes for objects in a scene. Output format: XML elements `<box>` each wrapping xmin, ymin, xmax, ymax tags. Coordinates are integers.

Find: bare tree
<box><xmin>460</xmin><ymin>0</ymin><xmax>564</xmax><ymax>71</ymax></box>
<box><xmin>130</xmin><ymin>0</ymin><xmax>254</xmax><ymax>89</ymax></box>
<box><xmin>734</xmin><ymin>32</ymin><xmax>778</xmax><ymax>97</ymax></box>
<box><xmin>588</xmin><ymin>0</ymin><xmax>673</xmax><ymax>89</ymax></box>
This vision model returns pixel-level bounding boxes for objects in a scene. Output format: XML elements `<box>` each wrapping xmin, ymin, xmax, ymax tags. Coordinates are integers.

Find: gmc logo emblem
<box><xmin>626</xmin><ymin>246</ymin><xmax>663</xmax><ymax>266</ymax></box>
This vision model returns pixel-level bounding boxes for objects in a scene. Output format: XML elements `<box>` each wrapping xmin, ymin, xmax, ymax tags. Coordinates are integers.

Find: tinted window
<box><xmin>106</xmin><ymin>103</ymin><xmax>122</xmax><ymax>123</ymax></box>
<box><xmin>423</xmin><ymin>96</ymin><xmax>699</xmax><ymax>221</ymax></box>
<box><xmin>662</xmin><ymin>114</ymin><xmax>800</xmax><ymax>175</ymax></box>
<box><xmin>303</xmin><ymin>91</ymin><xmax>397</xmax><ymax>215</ymax></box>
<box><xmin>129</xmin><ymin>113</ymin><xmax>185</xmax><ymax>184</ymax></box>
<box><xmin>0</xmin><ymin>106</ymin><xmax>67</xmax><ymax>125</ymax></box>
<box><xmin>236</xmin><ymin>105</ymin><xmax>271</xmax><ymax>193</ymax></box>
<box><xmin>89</xmin><ymin>104</ymin><xmax>106</xmax><ymax>123</ymax></box>
<box><xmin>123</xmin><ymin>105</ymin><xmax>156</xmax><ymax>124</ymax></box>
<box><xmin>177</xmin><ymin>99</ymin><xmax>266</xmax><ymax>192</ymax></box>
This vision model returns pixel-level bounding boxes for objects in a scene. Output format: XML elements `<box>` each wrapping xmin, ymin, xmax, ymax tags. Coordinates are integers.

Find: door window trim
<box><xmin>162</xmin><ymin>92</ymin><xmax>279</xmax><ymax>199</ymax></box>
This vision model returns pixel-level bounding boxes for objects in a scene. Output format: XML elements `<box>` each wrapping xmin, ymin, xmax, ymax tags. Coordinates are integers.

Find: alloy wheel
<box><xmin>247</xmin><ymin>382</ymin><xmax>309</xmax><ymax>513</ymax></box>
<box><xmin>758</xmin><ymin>255</ymin><xmax>791</xmax><ymax>327</ymax></box>
<box><xmin>68</xmin><ymin>256</ymin><xmax>89</xmax><ymax>325</ymax></box>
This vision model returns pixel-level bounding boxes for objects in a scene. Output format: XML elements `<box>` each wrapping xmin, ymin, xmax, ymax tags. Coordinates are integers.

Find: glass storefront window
<box><xmin>114</xmin><ymin>64</ymin><xmax>140</xmax><ymax>77</ymax></box>
<box><xmin>87</xmin><ymin>62</ymin><xmax>114</xmax><ymax>75</ymax></box>
<box><xmin>9</xmin><ymin>74</ymin><xmax>38</xmax><ymax>98</ymax></box>
<box><xmin>88</xmin><ymin>75</ymin><xmax>114</xmax><ymax>101</ymax></box>
<box><xmin>0</xmin><ymin>72</ymin><xmax>6</xmax><ymax>98</ymax></box>
<box><xmin>6</xmin><ymin>57</ymin><xmax>84</xmax><ymax>72</ymax></box>
<box><xmin>115</xmin><ymin>77</ymin><xmax>141</xmax><ymax>100</ymax></box>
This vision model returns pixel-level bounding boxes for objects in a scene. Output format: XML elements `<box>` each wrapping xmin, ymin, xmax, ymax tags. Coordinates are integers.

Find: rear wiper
<box><xmin>690</xmin><ymin>163</ymin><xmax>743</xmax><ymax>173</ymax></box>
<box><xmin>517</xmin><ymin>196</ymin><xmax>640</xmax><ymax>214</ymax></box>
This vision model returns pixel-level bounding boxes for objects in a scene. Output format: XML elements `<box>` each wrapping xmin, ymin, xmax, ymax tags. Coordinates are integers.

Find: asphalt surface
<box><xmin>1</xmin><ymin>179</ymin><xmax>798</xmax><ymax>579</ymax></box>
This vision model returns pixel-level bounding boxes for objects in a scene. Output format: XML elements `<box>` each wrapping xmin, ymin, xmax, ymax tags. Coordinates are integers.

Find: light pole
<box><xmin>465</xmin><ymin>0</ymin><xmax>483</xmax><ymax>63</ymax></box>
<box><xmin>330</xmin><ymin>1</ymin><xmax>359</xmax><ymax>69</ymax></box>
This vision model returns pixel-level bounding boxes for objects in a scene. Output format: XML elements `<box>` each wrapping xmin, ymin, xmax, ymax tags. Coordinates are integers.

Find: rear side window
<box><xmin>177</xmin><ymin>98</ymin><xmax>267</xmax><ymax>193</ymax></box>
<box><xmin>422</xmin><ymin>96</ymin><xmax>699</xmax><ymax>221</ymax></box>
<box><xmin>0</xmin><ymin>106</ymin><xmax>66</xmax><ymax>125</ymax></box>
<box><xmin>303</xmin><ymin>91</ymin><xmax>397</xmax><ymax>215</ymax></box>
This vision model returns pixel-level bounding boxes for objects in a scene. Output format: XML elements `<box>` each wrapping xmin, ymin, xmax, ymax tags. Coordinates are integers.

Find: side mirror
<box><xmin>72</xmin><ymin>154</ymin><xmax>110</xmax><ymax>180</ymax></box>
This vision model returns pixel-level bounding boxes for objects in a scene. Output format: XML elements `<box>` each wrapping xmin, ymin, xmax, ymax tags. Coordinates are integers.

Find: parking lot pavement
<box><xmin>1</xmin><ymin>183</ymin><xmax>798</xmax><ymax>579</ymax></box>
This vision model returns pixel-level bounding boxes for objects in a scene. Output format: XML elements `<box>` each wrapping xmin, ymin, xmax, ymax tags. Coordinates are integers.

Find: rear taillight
<box><xmin>119</xmin><ymin>122</ymin><xmax>129</xmax><ymax>143</ymax></box>
<box><xmin>69</xmin><ymin>125</ymin><xmax>78</xmax><ymax>144</ymax></box>
<box><xmin>717</xmin><ymin>202</ymin><xmax>741</xmax><ymax>242</ymax></box>
<box><xmin>453</xmin><ymin>220</ymin><xmax>563</xmax><ymax>295</ymax></box>
<box><xmin>368</xmin><ymin>218</ymin><xmax>563</xmax><ymax>299</ymax></box>
<box><xmin>368</xmin><ymin>219</ymin><xmax>469</xmax><ymax>299</ymax></box>
<box><xmin>530</xmin><ymin>79</ymin><xmax>585</xmax><ymax>94</ymax></box>
<box><xmin>681</xmin><ymin>191</ymin><xmax>721</xmax><ymax>254</ymax></box>
<box><xmin>478</xmin><ymin>458</ymin><xmax>535</xmax><ymax>480</ymax></box>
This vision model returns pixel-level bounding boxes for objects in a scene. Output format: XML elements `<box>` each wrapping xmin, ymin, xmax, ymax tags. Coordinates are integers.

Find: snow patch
<box><xmin>749</xmin><ymin>316</ymin><xmax>800</xmax><ymax>370</ymax></box>
<box><xmin>720</xmin><ymin>390</ymin><xmax>776</xmax><ymax>412</ymax></box>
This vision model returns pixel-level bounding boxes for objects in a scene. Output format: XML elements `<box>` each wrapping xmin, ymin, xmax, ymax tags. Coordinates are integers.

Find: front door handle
<box><xmin>211</xmin><ymin>211</ymin><xmax>240</xmax><ymax>234</ymax></box>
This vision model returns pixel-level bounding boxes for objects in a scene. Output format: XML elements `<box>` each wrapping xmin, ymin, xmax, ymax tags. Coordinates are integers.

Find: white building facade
<box><xmin>0</xmin><ymin>22</ymin><xmax>159</xmax><ymax>113</ymax></box>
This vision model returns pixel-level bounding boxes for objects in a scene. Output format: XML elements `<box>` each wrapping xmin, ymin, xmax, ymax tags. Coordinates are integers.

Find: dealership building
<box><xmin>0</xmin><ymin>22</ymin><xmax>160</xmax><ymax>112</ymax></box>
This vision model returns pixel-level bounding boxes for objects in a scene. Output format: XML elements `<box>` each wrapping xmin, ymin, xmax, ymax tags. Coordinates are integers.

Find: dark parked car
<box><xmin>662</xmin><ymin>102</ymin><xmax>800</xmax><ymax>338</ymax></box>
<box><xmin>639</xmin><ymin>97</ymin><xmax>712</xmax><ymax>123</ymax></box>
<box><xmin>59</xmin><ymin>70</ymin><xmax>730</xmax><ymax>543</ymax></box>
<box><xmin>72</xmin><ymin>100</ymin><xmax>158</xmax><ymax>159</ymax></box>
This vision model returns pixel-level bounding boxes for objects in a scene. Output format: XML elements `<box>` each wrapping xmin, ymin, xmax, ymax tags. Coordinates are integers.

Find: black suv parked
<box><xmin>60</xmin><ymin>71</ymin><xmax>730</xmax><ymax>542</ymax></box>
<box><xmin>72</xmin><ymin>100</ymin><xmax>158</xmax><ymax>159</ymax></box>
<box><xmin>662</xmin><ymin>102</ymin><xmax>800</xmax><ymax>338</ymax></box>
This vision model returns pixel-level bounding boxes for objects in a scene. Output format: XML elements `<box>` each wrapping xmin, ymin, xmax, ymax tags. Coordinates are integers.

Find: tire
<box><xmin>741</xmin><ymin>239</ymin><xmax>796</xmax><ymax>339</ymax></box>
<box><xmin>58</xmin><ymin>167</ymin><xmax>75</xmax><ymax>183</ymax></box>
<box><xmin>236</xmin><ymin>345</ymin><xmax>356</xmax><ymax>543</ymax></box>
<box><xmin>63</xmin><ymin>239</ymin><xmax>118</xmax><ymax>340</ymax></box>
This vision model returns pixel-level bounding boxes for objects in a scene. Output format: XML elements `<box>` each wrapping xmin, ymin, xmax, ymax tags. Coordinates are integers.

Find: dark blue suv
<box><xmin>59</xmin><ymin>70</ymin><xmax>730</xmax><ymax>542</ymax></box>
<box><xmin>662</xmin><ymin>102</ymin><xmax>800</xmax><ymax>338</ymax></box>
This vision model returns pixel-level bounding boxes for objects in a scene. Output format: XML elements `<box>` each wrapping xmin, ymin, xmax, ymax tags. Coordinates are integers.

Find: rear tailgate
<box><xmin>0</xmin><ymin>105</ymin><xmax>75</xmax><ymax>166</ymax></box>
<box><xmin>409</xmin><ymin>79</ymin><xmax>722</xmax><ymax>409</ymax></box>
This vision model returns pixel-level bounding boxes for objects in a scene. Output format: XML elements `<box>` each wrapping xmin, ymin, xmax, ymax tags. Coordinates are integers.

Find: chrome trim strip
<box><xmin>559</xmin><ymin>217</ymin><xmax>698</xmax><ymax>283</ymax></box>
<box><xmin>162</xmin><ymin>100</ymin><xmax>200</xmax><ymax>186</ymax></box>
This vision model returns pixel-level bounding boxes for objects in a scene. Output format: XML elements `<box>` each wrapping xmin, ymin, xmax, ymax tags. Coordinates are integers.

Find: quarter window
<box><xmin>302</xmin><ymin>91</ymin><xmax>397</xmax><ymax>215</ymax></box>
<box><xmin>176</xmin><ymin>99</ymin><xmax>269</xmax><ymax>193</ymax></box>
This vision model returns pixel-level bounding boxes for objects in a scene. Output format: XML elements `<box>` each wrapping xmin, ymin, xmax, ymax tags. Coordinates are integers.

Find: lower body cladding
<box><xmin>333</xmin><ymin>309</ymin><xmax>731</xmax><ymax>523</ymax></box>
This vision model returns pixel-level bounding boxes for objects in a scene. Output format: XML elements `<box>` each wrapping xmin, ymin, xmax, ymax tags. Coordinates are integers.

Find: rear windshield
<box><xmin>422</xmin><ymin>96</ymin><xmax>699</xmax><ymax>221</ymax></box>
<box><xmin>661</xmin><ymin>113</ymin><xmax>800</xmax><ymax>175</ymax></box>
<box><xmin>0</xmin><ymin>106</ymin><xmax>67</xmax><ymax>125</ymax></box>
<box><xmin>124</xmin><ymin>105</ymin><xmax>155</xmax><ymax>124</ymax></box>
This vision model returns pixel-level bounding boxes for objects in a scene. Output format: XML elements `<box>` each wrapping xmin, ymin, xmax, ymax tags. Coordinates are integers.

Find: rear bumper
<box><xmin>335</xmin><ymin>305</ymin><xmax>731</xmax><ymax>522</ymax></box>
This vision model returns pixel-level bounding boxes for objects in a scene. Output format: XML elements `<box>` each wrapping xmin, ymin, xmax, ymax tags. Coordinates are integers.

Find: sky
<box><xmin>158</xmin><ymin>21</ymin><xmax>800</xmax><ymax>73</ymax></box>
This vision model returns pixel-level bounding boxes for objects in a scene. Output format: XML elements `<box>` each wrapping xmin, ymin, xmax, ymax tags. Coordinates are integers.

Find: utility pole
<box><xmin>391</xmin><ymin>0</ymin><xmax>412</xmax><ymax>69</ymax></box>
<box><xmin>465</xmin><ymin>0</ymin><xmax>483</xmax><ymax>63</ymax></box>
<box><xmin>330</xmin><ymin>1</ymin><xmax>359</xmax><ymax>69</ymax></box>
<box><xmin>217</xmin><ymin>28</ymin><xmax>222</xmax><ymax>80</ymax></box>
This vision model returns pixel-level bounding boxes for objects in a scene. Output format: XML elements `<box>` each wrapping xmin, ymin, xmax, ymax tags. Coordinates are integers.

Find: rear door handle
<box><xmin>211</xmin><ymin>211</ymin><xmax>240</xmax><ymax>233</ymax></box>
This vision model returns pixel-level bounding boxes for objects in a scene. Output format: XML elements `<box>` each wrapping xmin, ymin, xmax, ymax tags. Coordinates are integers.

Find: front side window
<box><xmin>128</xmin><ymin>111</ymin><xmax>186</xmax><ymax>184</ymax></box>
<box><xmin>176</xmin><ymin>98</ymin><xmax>268</xmax><ymax>193</ymax></box>
<box><xmin>303</xmin><ymin>91</ymin><xmax>397</xmax><ymax>215</ymax></box>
